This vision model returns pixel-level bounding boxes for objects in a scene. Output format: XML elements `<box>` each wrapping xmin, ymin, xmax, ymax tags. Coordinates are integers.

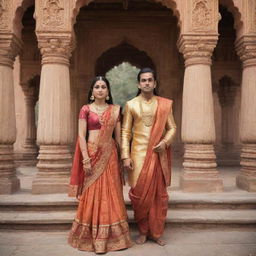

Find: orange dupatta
<box><xmin>129</xmin><ymin>97</ymin><xmax>172</xmax><ymax>230</ymax></box>
<box><xmin>69</xmin><ymin>105</ymin><xmax>120</xmax><ymax>197</ymax></box>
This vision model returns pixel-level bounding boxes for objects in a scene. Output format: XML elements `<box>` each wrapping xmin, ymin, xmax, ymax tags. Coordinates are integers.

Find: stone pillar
<box><xmin>235</xmin><ymin>36</ymin><xmax>256</xmax><ymax>192</ymax></box>
<box><xmin>0</xmin><ymin>34</ymin><xmax>21</xmax><ymax>194</ymax></box>
<box><xmin>178</xmin><ymin>35</ymin><xmax>223</xmax><ymax>192</ymax></box>
<box><xmin>216</xmin><ymin>76</ymin><xmax>240</xmax><ymax>166</ymax></box>
<box><xmin>32</xmin><ymin>36</ymin><xmax>74</xmax><ymax>194</ymax></box>
<box><xmin>20</xmin><ymin>83</ymin><xmax>39</xmax><ymax>166</ymax></box>
<box><xmin>218</xmin><ymin>78</ymin><xmax>237</xmax><ymax>145</ymax></box>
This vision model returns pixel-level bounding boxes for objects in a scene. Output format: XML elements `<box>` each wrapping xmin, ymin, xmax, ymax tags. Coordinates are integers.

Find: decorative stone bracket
<box><xmin>37</xmin><ymin>33</ymin><xmax>76</xmax><ymax>65</ymax></box>
<box><xmin>177</xmin><ymin>34</ymin><xmax>218</xmax><ymax>66</ymax></box>
<box><xmin>0</xmin><ymin>34</ymin><xmax>22</xmax><ymax>67</ymax></box>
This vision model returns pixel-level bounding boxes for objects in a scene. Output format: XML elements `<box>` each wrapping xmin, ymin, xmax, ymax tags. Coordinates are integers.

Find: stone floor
<box><xmin>0</xmin><ymin>165</ymin><xmax>256</xmax><ymax>256</ymax></box>
<box><xmin>0</xmin><ymin>226</ymin><xmax>256</xmax><ymax>256</ymax></box>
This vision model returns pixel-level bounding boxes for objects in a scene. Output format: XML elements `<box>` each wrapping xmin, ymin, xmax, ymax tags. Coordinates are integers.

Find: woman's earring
<box><xmin>90</xmin><ymin>95</ymin><xmax>95</xmax><ymax>101</ymax></box>
<box><xmin>106</xmin><ymin>95</ymin><xmax>110</xmax><ymax>100</ymax></box>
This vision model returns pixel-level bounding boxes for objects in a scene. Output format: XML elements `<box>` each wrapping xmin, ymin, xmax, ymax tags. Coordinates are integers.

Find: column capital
<box><xmin>177</xmin><ymin>34</ymin><xmax>218</xmax><ymax>67</ymax></box>
<box><xmin>37</xmin><ymin>33</ymin><xmax>76</xmax><ymax>66</ymax></box>
<box><xmin>235</xmin><ymin>35</ymin><xmax>256</xmax><ymax>68</ymax></box>
<box><xmin>21</xmin><ymin>84</ymin><xmax>39</xmax><ymax>105</ymax></box>
<box><xmin>0</xmin><ymin>34</ymin><xmax>22</xmax><ymax>67</ymax></box>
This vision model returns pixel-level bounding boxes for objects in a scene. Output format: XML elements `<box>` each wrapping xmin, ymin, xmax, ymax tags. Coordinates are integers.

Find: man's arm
<box><xmin>162</xmin><ymin>104</ymin><xmax>177</xmax><ymax>147</ymax></box>
<box><xmin>121</xmin><ymin>102</ymin><xmax>133</xmax><ymax>159</ymax></box>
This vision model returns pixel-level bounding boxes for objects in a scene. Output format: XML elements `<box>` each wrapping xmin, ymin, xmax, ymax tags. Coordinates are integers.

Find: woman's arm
<box><xmin>78</xmin><ymin>119</ymin><xmax>89</xmax><ymax>159</ymax></box>
<box><xmin>78</xmin><ymin>118</ymin><xmax>92</xmax><ymax>175</ymax></box>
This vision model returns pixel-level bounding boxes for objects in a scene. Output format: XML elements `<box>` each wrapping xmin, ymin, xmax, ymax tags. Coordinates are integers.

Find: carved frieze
<box><xmin>249</xmin><ymin>0</ymin><xmax>256</xmax><ymax>33</ymax></box>
<box><xmin>39</xmin><ymin>0</ymin><xmax>65</xmax><ymax>30</ymax></box>
<box><xmin>190</xmin><ymin>0</ymin><xmax>216</xmax><ymax>32</ymax></box>
<box><xmin>0</xmin><ymin>0</ymin><xmax>11</xmax><ymax>30</ymax></box>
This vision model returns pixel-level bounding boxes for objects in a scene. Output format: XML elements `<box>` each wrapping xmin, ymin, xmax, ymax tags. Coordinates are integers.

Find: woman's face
<box><xmin>92</xmin><ymin>80</ymin><xmax>109</xmax><ymax>100</ymax></box>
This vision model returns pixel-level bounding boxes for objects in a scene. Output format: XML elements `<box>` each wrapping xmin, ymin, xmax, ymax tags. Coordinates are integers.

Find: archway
<box><xmin>95</xmin><ymin>43</ymin><xmax>155</xmax><ymax>76</ymax></box>
<box><xmin>70</xmin><ymin>0</ymin><xmax>182</xmax><ymax>164</ymax></box>
<box><xmin>105</xmin><ymin>62</ymin><xmax>140</xmax><ymax>108</ymax></box>
<box><xmin>95</xmin><ymin>43</ymin><xmax>155</xmax><ymax>108</ymax></box>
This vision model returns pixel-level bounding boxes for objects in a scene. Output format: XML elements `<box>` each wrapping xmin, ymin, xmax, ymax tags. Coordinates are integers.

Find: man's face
<box><xmin>138</xmin><ymin>72</ymin><xmax>156</xmax><ymax>94</ymax></box>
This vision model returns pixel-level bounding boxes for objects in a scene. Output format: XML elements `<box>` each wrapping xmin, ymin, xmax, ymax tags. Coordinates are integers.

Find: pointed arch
<box><xmin>13</xmin><ymin>0</ymin><xmax>34</xmax><ymax>38</ymax></box>
<box><xmin>219</xmin><ymin>0</ymin><xmax>243</xmax><ymax>33</ymax></box>
<box><xmin>71</xmin><ymin>0</ymin><xmax>181</xmax><ymax>29</ymax></box>
<box><xmin>95</xmin><ymin>42</ymin><xmax>155</xmax><ymax>75</ymax></box>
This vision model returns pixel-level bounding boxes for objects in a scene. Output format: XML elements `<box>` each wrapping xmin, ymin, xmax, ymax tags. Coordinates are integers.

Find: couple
<box><xmin>68</xmin><ymin>68</ymin><xmax>177</xmax><ymax>254</ymax></box>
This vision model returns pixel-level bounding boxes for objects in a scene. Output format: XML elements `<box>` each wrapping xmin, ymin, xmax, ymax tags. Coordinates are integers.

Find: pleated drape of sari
<box><xmin>129</xmin><ymin>97</ymin><xmax>172</xmax><ymax>239</ymax></box>
<box><xmin>68</xmin><ymin>105</ymin><xmax>132</xmax><ymax>253</ymax></box>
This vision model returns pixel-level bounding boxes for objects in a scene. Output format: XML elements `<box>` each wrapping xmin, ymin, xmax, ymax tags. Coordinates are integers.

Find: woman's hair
<box><xmin>87</xmin><ymin>76</ymin><xmax>113</xmax><ymax>104</ymax></box>
<box><xmin>137</xmin><ymin>67</ymin><xmax>158</xmax><ymax>96</ymax></box>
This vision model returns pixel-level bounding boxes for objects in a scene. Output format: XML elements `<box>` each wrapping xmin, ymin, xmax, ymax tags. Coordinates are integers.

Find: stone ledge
<box><xmin>0</xmin><ymin>209</ymin><xmax>255</xmax><ymax>226</ymax></box>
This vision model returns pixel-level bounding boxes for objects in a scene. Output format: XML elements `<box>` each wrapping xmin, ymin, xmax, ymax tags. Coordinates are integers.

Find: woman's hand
<box><xmin>82</xmin><ymin>158</ymin><xmax>93</xmax><ymax>176</ymax></box>
<box><xmin>153</xmin><ymin>141</ymin><xmax>166</xmax><ymax>153</ymax></box>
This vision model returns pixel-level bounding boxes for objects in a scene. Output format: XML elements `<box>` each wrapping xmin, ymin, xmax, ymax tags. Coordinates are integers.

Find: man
<box><xmin>121</xmin><ymin>67</ymin><xmax>176</xmax><ymax>246</ymax></box>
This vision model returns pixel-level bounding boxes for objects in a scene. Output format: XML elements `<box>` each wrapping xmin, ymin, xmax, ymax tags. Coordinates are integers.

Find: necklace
<box><xmin>139</xmin><ymin>96</ymin><xmax>156</xmax><ymax>127</ymax></box>
<box><xmin>92</xmin><ymin>103</ymin><xmax>108</xmax><ymax>125</ymax></box>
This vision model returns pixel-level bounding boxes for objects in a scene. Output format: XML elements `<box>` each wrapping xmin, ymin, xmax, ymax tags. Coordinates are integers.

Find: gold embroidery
<box><xmin>68</xmin><ymin>219</ymin><xmax>132</xmax><ymax>253</ymax></box>
<box><xmin>82</xmin><ymin>105</ymin><xmax>120</xmax><ymax>191</ymax></box>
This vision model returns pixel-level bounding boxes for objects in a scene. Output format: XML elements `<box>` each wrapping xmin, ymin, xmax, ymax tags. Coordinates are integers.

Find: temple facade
<box><xmin>0</xmin><ymin>0</ymin><xmax>255</xmax><ymax>194</ymax></box>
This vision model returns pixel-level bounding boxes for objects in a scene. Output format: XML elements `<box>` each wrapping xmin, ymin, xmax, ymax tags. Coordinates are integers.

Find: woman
<box><xmin>68</xmin><ymin>76</ymin><xmax>132</xmax><ymax>253</ymax></box>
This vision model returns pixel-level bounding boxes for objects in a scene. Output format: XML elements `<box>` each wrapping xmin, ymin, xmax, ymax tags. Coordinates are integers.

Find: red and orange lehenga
<box><xmin>68</xmin><ymin>104</ymin><xmax>132</xmax><ymax>253</ymax></box>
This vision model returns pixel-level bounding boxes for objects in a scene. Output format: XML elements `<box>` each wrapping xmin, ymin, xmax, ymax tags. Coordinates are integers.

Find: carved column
<box><xmin>0</xmin><ymin>34</ymin><xmax>21</xmax><ymax>194</ymax></box>
<box><xmin>235</xmin><ymin>36</ymin><xmax>256</xmax><ymax>192</ymax></box>
<box><xmin>20</xmin><ymin>83</ymin><xmax>39</xmax><ymax>166</ymax></box>
<box><xmin>216</xmin><ymin>77</ymin><xmax>240</xmax><ymax>165</ymax></box>
<box><xmin>178</xmin><ymin>35</ymin><xmax>223</xmax><ymax>192</ymax></box>
<box><xmin>32</xmin><ymin>36</ymin><xmax>74</xmax><ymax>194</ymax></box>
<box><xmin>218</xmin><ymin>78</ymin><xmax>237</xmax><ymax>145</ymax></box>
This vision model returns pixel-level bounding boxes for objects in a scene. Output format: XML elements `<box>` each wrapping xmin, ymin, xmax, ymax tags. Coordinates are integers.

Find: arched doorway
<box><xmin>95</xmin><ymin>42</ymin><xmax>155</xmax><ymax>108</ymax></box>
<box><xmin>71</xmin><ymin>0</ymin><xmax>182</xmax><ymax>157</ymax></box>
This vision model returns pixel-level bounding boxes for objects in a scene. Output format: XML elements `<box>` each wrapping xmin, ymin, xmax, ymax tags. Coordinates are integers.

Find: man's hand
<box><xmin>153</xmin><ymin>141</ymin><xmax>166</xmax><ymax>153</ymax></box>
<box><xmin>123</xmin><ymin>158</ymin><xmax>134</xmax><ymax>171</ymax></box>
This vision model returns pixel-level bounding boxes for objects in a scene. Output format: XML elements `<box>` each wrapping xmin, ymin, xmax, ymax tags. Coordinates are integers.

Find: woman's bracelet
<box><xmin>82</xmin><ymin>158</ymin><xmax>91</xmax><ymax>164</ymax></box>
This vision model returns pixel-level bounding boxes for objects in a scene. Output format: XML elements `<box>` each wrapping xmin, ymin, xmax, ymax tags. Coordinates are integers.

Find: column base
<box><xmin>180</xmin><ymin>175</ymin><xmax>223</xmax><ymax>192</ymax></box>
<box><xmin>236</xmin><ymin>144</ymin><xmax>256</xmax><ymax>192</ymax></box>
<box><xmin>236</xmin><ymin>173</ymin><xmax>256</xmax><ymax>192</ymax></box>
<box><xmin>0</xmin><ymin>145</ymin><xmax>20</xmax><ymax>194</ymax></box>
<box><xmin>14</xmin><ymin>152</ymin><xmax>38</xmax><ymax>167</ymax></box>
<box><xmin>0</xmin><ymin>177</ymin><xmax>20</xmax><ymax>194</ymax></box>
<box><xmin>216</xmin><ymin>144</ymin><xmax>241</xmax><ymax>166</ymax></box>
<box><xmin>180</xmin><ymin>144</ymin><xmax>223</xmax><ymax>192</ymax></box>
<box><xmin>32</xmin><ymin>145</ymin><xmax>72</xmax><ymax>194</ymax></box>
<box><xmin>32</xmin><ymin>177</ymin><xmax>70</xmax><ymax>194</ymax></box>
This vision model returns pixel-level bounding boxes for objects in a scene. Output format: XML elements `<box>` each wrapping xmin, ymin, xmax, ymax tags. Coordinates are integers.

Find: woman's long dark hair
<box><xmin>87</xmin><ymin>76</ymin><xmax>113</xmax><ymax>104</ymax></box>
<box><xmin>136</xmin><ymin>67</ymin><xmax>158</xmax><ymax>96</ymax></box>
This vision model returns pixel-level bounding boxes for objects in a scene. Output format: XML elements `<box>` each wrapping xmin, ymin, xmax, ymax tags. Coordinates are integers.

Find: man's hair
<box><xmin>137</xmin><ymin>67</ymin><xmax>157</xmax><ymax>82</ymax></box>
<box><xmin>137</xmin><ymin>67</ymin><xmax>158</xmax><ymax>96</ymax></box>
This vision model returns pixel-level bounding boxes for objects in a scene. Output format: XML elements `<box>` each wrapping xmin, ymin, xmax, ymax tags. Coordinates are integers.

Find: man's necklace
<box><xmin>139</xmin><ymin>96</ymin><xmax>156</xmax><ymax>127</ymax></box>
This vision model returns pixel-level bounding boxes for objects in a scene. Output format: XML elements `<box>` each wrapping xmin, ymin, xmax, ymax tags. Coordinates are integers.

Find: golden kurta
<box><xmin>121</xmin><ymin>95</ymin><xmax>177</xmax><ymax>187</ymax></box>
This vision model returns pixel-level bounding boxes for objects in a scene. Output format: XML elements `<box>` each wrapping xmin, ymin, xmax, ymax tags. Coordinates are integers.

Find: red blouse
<box><xmin>79</xmin><ymin>105</ymin><xmax>120</xmax><ymax>130</ymax></box>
